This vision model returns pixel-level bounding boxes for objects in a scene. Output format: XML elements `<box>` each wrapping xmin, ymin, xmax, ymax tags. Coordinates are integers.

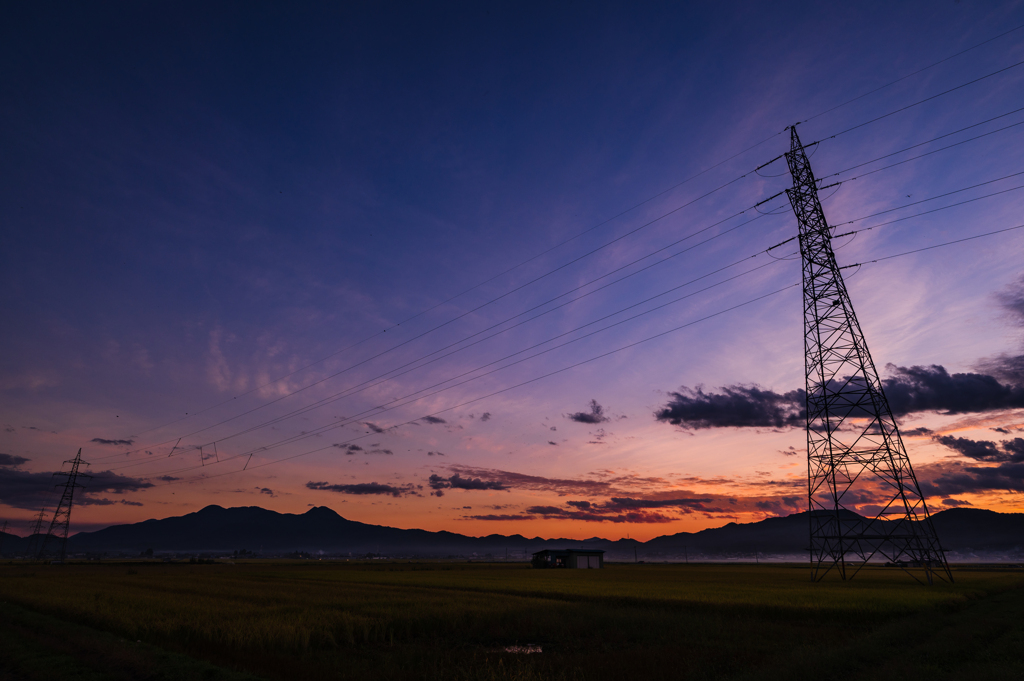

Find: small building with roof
<box><xmin>531</xmin><ymin>549</ymin><xmax>604</xmax><ymax>569</ymax></box>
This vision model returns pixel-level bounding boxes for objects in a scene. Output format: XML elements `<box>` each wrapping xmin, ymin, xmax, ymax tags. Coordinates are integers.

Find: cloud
<box><xmin>941</xmin><ymin>498</ymin><xmax>972</xmax><ymax>507</ymax></box>
<box><xmin>305</xmin><ymin>481</ymin><xmax>414</xmax><ymax>497</ymax></box>
<box><xmin>90</xmin><ymin>438</ymin><xmax>134</xmax><ymax>446</ymax></box>
<box><xmin>368</xmin><ymin>448</ymin><xmax>393</xmax><ymax>456</ymax></box>
<box><xmin>566</xmin><ymin>399</ymin><xmax>610</xmax><ymax>424</ymax></box>
<box><xmin>427</xmin><ymin>451</ymin><xmax>444</xmax><ymax>456</ymax></box>
<box><xmin>0</xmin><ymin>467</ymin><xmax>152</xmax><ymax>510</ymax></box>
<box><xmin>882</xmin><ymin>365</ymin><xmax>1024</xmax><ymax>415</ymax></box>
<box><xmin>525</xmin><ymin>504</ymin><xmax>676</xmax><ymax>524</ymax></box>
<box><xmin>0</xmin><ymin>453</ymin><xmax>29</xmax><ymax>467</ymax></box>
<box><xmin>921</xmin><ymin>461</ymin><xmax>1024</xmax><ymax>496</ymax></box>
<box><xmin>656</xmin><ymin>385</ymin><xmax>804</xmax><ymax>429</ymax></box>
<box><xmin>420</xmin><ymin>416</ymin><xmax>446</xmax><ymax>425</ymax></box>
<box><xmin>902</xmin><ymin>427</ymin><xmax>933</xmax><ymax>437</ymax></box>
<box><xmin>333</xmin><ymin>443</ymin><xmax>364</xmax><ymax>454</ymax></box>
<box><xmin>658</xmin><ymin>364</ymin><xmax>1024</xmax><ymax>430</ymax></box>
<box><xmin>361</xmin><ymin>421</ymin><xmax>385</xmax><ymax>433</ymax></box>
<box><xmin>935</xmin><ymin>435</ymin><xmax>1024</xmax><ymax>463</ymax></box>
<box><xmin>258</xmin><ymin>487</ymin><xmax>275</xmax><ymax>497</ymax></box>
<box><xmin>158</xmin><ymin>475</ymin><xmax>180</xmax><ymax>482</ymax></box>
<box><xmin>440</xmin><ymin>465</ymin><xmax>617</xmax><ymax>496</ymax></box>
<box><xmin>973</xmin><ymin>277</ymin><xmax>1024</xmax><ymax>384</ymax></box>
<box><xmin>461</xmin><ymin>514</ymin><xmax>534</xmax><ymax>521</ymax></box>
<box><xmin>480</xmin><ymin>412</ymin><xmax>491</xmax><ymax>422</ymax></box>
<box><xmin>428</xmin><ymin>473</ymin><xmax>508</xmax><ymax>491</ymax></box>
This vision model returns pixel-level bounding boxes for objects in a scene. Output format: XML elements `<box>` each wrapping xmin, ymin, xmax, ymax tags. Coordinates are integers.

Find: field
<box><xmin>1</xmin><ymin>561</ymin><xmax>1023</xmax><ymax>681</ymax></box>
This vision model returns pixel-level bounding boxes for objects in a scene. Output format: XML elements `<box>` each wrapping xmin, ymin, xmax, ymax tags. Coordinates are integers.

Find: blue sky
<box><xmin>2</xmin><ymin>1</ymin><xmax>1024</xmax><ymax>539</ymax></box>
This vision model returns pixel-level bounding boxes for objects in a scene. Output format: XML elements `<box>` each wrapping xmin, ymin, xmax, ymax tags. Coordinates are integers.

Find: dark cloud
<box><xmin>525</xmin><ymin>504</ymin><xmax>676</xmax><ymax>524</ymax></box>
<box><xmin>361</xmin><ymin>421</ymin><xmax>385</xmax><ymax>433</ymax></box>
<box><xmin>0</xmin><ymin>453</ymin><xmax>29</xmax><ymax>467</ymax></box>
<box><xmin>462</xmin><ymin>513</ymin><xmax>531</xmax><ymax>521</ymax></box>
<box><xmin>921</xmin><ymin>462</ymin><xmax>1024</xmax><ymax>496</ymax></box>
<box><xmin>902</xmin><ymin>427</ymin><xmax>933</xmax><ymax>437</ymax></box>
<box><xmin>659</xmin><ymin>364</ymin><xmax>1024</xmax><ymax>430</ymax></box>
<box><xmin>420</xmin><ymin>416</ymin><xmax>446</xmax><ymax>425</ymax></box>
<box><xmin>935</xmin><ymin>435</ymin><xmax>1024</xmax><ymax>463</ymax></box>
<box><xmin>368</xmin><ymin>448</ymin><xmax>393</xmax><ymax>456</ymax></box>
<box><xmin>427</xmin><ymin>451</ymin><xmax>444</xmax><ymax>456</ymax></box>
<box><xmin>0</xmin><ymin>466</ymin><xmax>152</xmax><ymax>510</ymax></box>
<box><xmin>656</xmin><ymin>385</ymin><xmax>804</xmax><ymax>429</ymax></box>
<box><xmin>941</xmin><ymin>498</ymin><xmax>972</xmax><ymax>507</ymax></box>
<box><xmin>158</xmin><ymin>475</ymin><xmax>179</xmax><ymax>482</ymax></box>
<box><xmin>882</xmin><ymin>365</ymin><xmax>1024</xmax><ymax>415</ymax></box>
<box><xmin>603</xmin><ymin>497</ymin><xmax>714</xmax><ymax>510</ymax></box>
<box><xmin>305</xmin><ymin>481</ymin><xmax>413</xmax><ymax>497</ymax></box>
<box><xmin>480</xmin><ymin>412</ymin><xmax>491</xmax><ymax>422</ymax></box>
<box><xmin>90</xmin><ymin>438</ymin><xmax>134</xmax><ymax>446</ymax></box>
<box><xmin>978</xmin><ymin>354</ymin><xmax>1024</xmax><ymax>385</ymax></box>
<box><xmin>428</xmin><ymin>473</ymin><xmax>508</xmax><ymax>491</ymax></box>
<box><xmin>441</xmin><ymin>465</ymin><xmax>617</xmax><ymax>496</ymax></box>
<box><xmin>548</xmin><ymin>441</ymin><xmax>557</xmax><ymax>446</ymax></box>
<box><xmin>333</xmin><ymin>443</ymin><xmax>363</xmax><ymax>454</ymax></box>
<box><xmin>754</xmin><ymin>496</ymin><xmax>804</xmax><ymax>516</ymax></box>
<box><xmin>566</xmin><ymin>399</ymin><xmax>610</xmax><ymax>424</ymax></box>
<box><xmin>258</xmin><ymin>487</ymin><xmax>275</xmax><ymax>497</ymax></box>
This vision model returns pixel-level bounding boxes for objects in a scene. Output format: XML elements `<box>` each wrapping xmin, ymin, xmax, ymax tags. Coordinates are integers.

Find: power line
<box><xmin>113</xmin><ymin>209</ymin><xmax>1024</xmax><ymax>489</ymax></box>
<box><xmin>149</xmin><ymin>283</ymin><xmax>803</xmax><ymax>486</ymax></box>
<box><xmin>107</xmin><ymin>162</ymin><xmax>778</xmax><ymax>460</ymax></box>
<box><xmin>815</xmin><ymin>105</ymin><xmax>1024</xmax><ymax>183</ymax></box>
<box><xmin>92</xmin><ymin>189</ymin><xmax>795</xmax><ymax>466</ymax></box>
<box><xmin>839</xmin><ymin>222</ymin><xmax>1024</xmax><ymax>270</ymax></box>
<box><xmin>109</xmin><ymin>255</ymin><xmax>795</xmax><ymax>474</ymax></box>
<box><xmin>123</xmin><ymin>25</ymin><xmax>1024</xmax><ymax>445</ymax></box>
<box><xmin>113</xmin><ymin>165</ymin><xmax>1024</xmax><ymax>478</ymax></box>
<box><xmin>97</xmin><ymin>167</ymin><xmax>1024</xmax><ymax>470</ymax></box>
<box><xmin>800</xmin><ymin>22</ymin><xmax>1024</xmax><ymax>124</ymax></box>
<box><xmin>820</xmin><ymin>56</ymin><xmax>1024</xmax><ymax>140</ymax></box>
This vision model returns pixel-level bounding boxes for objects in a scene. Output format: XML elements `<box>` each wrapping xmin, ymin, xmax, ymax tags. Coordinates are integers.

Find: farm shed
<box><xmin>531</xmin><ymin>549</ymin><xmax>604</xmax><ymax>569</ymax></box>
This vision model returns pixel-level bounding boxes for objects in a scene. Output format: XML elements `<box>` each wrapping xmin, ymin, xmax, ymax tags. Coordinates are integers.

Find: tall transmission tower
<box><xmin>37</xmin><ymin>448</ymin><xmax>91</xmax><ymax>563</ymax></box>
<box><xmin>785</xmin><ymin>126</ymin><xmax>951</xmax><ymax>584</ymax></box>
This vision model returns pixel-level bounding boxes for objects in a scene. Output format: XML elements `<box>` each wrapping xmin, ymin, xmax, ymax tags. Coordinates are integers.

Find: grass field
<box><xmin>1</xmin><ymin>561</ymin><xmax>1022</xmax><ymax>680</ymax></box>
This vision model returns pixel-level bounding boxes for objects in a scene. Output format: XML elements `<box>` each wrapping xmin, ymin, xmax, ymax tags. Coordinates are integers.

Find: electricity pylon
<box><xmin>26</xmin><ymin>508</ymin><xmax>48</xmax><ymax>557</ymax></box>
<box><xmin>785</xmin><ymin>126</ymin><xmax>951</xmax><ymax>584</ymax></box>
<box><xmin>37</xmin><ymin>448</ymin><xmax>91</xmax><ymax>563</ymax></box>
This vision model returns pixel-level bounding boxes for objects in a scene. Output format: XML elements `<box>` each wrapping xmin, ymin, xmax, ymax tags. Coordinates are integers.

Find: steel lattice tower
<box><xmin>26</xmin><ymin>508</ymin><xmax>48</xmax><ymax>557</ymax></box>
<box><xmin>37</xmin><ymin>448</ymin><xmax>90</xmax><ymax>563</ymax></box>
<box><xmin>785</xmin><ymin>126</ymin><xmax>951</xmax><ymax>584</ymax></box>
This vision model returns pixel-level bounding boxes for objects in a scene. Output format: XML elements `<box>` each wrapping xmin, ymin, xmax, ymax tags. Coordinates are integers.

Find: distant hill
<box><xmin>1</xmin><ymin>505</ymin><xmax>1020</xmax><ymax>560</ymax></box>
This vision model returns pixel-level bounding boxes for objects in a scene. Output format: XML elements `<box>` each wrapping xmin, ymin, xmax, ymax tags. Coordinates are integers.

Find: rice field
<box><xmin>1</xmin><ymin>561</ymin><xmax>1022</xmax><ymax>680</ymax></box>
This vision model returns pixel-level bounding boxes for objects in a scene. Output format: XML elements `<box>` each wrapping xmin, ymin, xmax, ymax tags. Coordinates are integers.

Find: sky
<box><xmin>2</xmin><ymin>1</ymin><xmax>1024</xmax><ymax>542</ymax></box>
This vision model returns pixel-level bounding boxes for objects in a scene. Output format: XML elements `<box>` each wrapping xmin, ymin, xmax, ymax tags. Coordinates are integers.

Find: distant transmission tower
<box><xmin>37</xmin><ymin>448</ymin><xmax>91</xmax><ymax>563</ymax></box>
<box><xmin>26</xmin><ymin>507</ymin><xmax>48</xmax><ymax>557</ymax></box>
<box><xmin>785</xmin><ymin>126</ymin><xmax>951</xmax><ymax>584</ymax></box>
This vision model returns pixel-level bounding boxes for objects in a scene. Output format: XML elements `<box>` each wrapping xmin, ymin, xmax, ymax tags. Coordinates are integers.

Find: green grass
<box><xmin>1</xmin><ymin>561</ymin><xmax>1021</xmax><ymax>680</ymax></box>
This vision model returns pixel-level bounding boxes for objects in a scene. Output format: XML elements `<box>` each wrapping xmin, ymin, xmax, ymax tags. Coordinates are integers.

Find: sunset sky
<box><xmin>2</xmin><ymin>1</ymin><xmax>1024</xmax><ymax>541</ymax></box>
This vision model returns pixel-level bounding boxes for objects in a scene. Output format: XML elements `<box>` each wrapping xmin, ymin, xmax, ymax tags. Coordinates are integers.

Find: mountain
<box><xmin>1</xmin><ymin>505</ymin><xmax>1021</xmax><ymax>560</ymax></box>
